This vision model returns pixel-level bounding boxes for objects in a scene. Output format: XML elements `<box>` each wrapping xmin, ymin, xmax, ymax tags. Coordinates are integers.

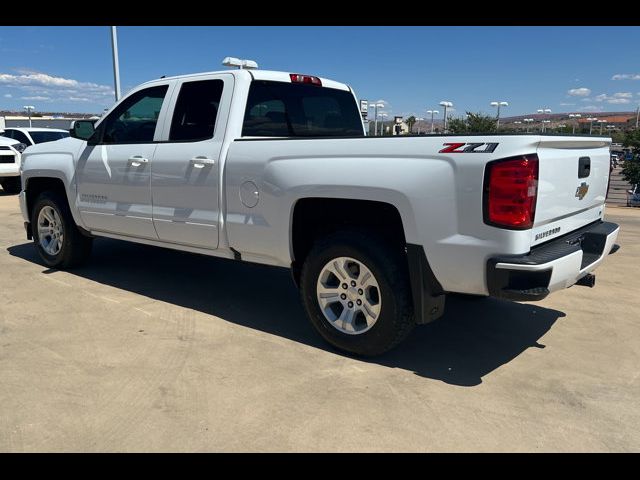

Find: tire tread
<box><xmin>300</xmin><ymin>228</ymin><xmax>414</xmax><ymax>356</ymax></box>
<box><xmin>31</xmin><ymin>190</ymin><xmax>92</xmax><ymax>268</ymax></box>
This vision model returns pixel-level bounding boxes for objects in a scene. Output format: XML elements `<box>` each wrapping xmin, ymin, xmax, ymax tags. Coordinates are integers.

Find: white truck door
<box><xmin>150</xmin><ymin>74</ymin><xmax>233</xmax><ymax>249</ymax></box>
<box><xmin>76</xmin><ymin>84</ymin><xmax>171</xmax><ymax>239</ymax></box>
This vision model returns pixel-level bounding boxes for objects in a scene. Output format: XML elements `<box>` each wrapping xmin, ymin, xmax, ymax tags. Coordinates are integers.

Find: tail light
<box><xmin>290</xmin><ymin>73</ymin><xmax>322</xmax><ymax>86</ymax></box>
<box><xmin>483</xmin><ymin>154</ymin><xmax>539</xmax><ymax>229</ymax></box>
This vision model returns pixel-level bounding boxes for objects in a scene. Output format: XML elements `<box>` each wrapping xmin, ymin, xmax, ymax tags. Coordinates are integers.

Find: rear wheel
<box><xmin>31</xmin><ymin>190</ymin><xmax>93</xmax><ymax>268</ymax></box>
<box><xmin>1</xmin><ymin>177</ymin><xmax>21</xmax><ymax>194</ymax></box>
<box><xmin>300</xmin><ymin>230</ymin><xmax>414</xmax><ymax>356</ymax></box>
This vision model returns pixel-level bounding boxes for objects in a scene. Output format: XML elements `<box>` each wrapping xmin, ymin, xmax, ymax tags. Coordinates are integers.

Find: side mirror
<box><xmin>70</xmin><ymin>120</ymin><xmax>96</xmax><ymax>141</ymax></box>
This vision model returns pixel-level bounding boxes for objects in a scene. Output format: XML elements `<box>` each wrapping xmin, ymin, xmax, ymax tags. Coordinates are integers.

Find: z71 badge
<box><xmin>439</xmin><ymin>142</ymin><xmax>499</xmax><ymax>153</ymax></box>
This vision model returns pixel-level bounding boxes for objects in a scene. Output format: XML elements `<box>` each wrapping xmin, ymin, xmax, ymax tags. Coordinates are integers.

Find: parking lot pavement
<box><xmin>0</xmin><ymin>191</ymin><xmax>638</xmax><ymax>452</ymax></box>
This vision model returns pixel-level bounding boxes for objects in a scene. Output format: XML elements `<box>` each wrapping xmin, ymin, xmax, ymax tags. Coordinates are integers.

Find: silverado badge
<box><xmin>575</xmin><ymin>182</ymin><xmax>589</xmax><ymax>200</ymax></box>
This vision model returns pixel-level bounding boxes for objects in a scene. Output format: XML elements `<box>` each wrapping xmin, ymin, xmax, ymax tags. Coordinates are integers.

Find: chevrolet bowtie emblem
<box><xmin>575</xmin><ymin>182</ymin><xmax>589</xmax><ymax>200</ymax></box>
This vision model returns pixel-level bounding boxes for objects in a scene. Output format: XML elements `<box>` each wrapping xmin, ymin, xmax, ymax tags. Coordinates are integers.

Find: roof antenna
<box><xmin>222</xmin><ymin>57</ymin><xmax>258</xmax><ymax>70</ymax></box>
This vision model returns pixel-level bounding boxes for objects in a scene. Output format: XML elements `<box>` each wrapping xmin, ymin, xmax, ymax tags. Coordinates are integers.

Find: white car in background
<box><xmin>0</xmin><ymin>136</ymin><xmax>23</xmax><ymax>194</ymax></box>
<box><xmin>0</xmin><ymin>127</ymin><xmax>69</xmax><ymax>194</ymax></box>
<box><xmin>0</xmin><ymin>127</ymin><xmax>69</xmax><ymax>147</ymax></box>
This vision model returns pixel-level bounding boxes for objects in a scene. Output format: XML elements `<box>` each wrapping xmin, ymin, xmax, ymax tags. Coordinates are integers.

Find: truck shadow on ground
<box><xmin>8</xmin><ymin>238</ymin><xmax>565</xmax><ymax>387</ymax></box>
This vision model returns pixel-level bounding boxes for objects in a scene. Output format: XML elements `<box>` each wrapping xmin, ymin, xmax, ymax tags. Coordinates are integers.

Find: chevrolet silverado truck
<box><xmin>18</xmin><ymin>64</ymin><xmax>620</xmax><ymax>356</ymax></box>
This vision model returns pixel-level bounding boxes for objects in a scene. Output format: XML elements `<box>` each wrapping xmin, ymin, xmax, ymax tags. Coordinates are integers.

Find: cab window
<box><xmin>99</xmin><ymin>85</ymin><xmax>168</xmax><ymax>144</ymax></box>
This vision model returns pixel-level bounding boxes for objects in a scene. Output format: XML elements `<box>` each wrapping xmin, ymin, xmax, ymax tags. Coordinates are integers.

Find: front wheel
<box><xmin>31</xmin><ymin>191</ymin><xmax>93</xmax><ymax>268</ymax></box>
<box><xmin>300</xmin><ymin>230</ymin><xmax>415</xmax><ymax>356</ymax></box>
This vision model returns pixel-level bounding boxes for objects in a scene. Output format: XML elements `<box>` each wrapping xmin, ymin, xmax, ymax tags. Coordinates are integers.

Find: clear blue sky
<box><xmin>1</xmin><ymin>26</ymin><xmax>639</xmax><ymax>117</ymax></box>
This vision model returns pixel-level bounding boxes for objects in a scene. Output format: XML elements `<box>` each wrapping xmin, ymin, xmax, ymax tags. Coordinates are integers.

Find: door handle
<box><xmin>190</xmin><ymin>156</ymin><xmax>215</xmax><ymax>168</ymax></box>
<box><xmin>128</xmin><ymin>155</ymin><xmax>149</xmax><ymax>167</ymax></box>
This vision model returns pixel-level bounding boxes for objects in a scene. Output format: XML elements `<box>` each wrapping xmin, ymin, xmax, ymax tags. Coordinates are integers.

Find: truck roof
<box><xmin>138</xmin><ymin>69</ymin><xmax>351</xmax><ymax>92</ymax></box>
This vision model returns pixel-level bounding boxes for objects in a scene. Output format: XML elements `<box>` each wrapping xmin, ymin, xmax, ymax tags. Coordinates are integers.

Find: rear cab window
<box><xmin>169</xmin><ymin>79</ymin><xmax>224</xmax><ymax>142</ymax></box>
<box><xmin>242</xmin><ymin>80</ymin><xmax>364</xmax><ymax>137</ymax></box>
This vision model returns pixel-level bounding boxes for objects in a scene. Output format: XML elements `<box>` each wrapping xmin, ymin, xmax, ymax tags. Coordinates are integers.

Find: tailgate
<box><xmin>531</xmin><ymin>137</ymin><xmax>610</xmax><ymax>247</ymax></box>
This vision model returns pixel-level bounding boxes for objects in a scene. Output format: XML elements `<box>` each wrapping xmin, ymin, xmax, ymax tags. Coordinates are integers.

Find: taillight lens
<box><xmin>484</xmin><ymin>154</ymin><xmax>539</xmax><ymax>229</ymax></box>
<box><xmin>289</xmin><ymin>73</ymin><xmax>322</xmax><ymax>86</ymax></box>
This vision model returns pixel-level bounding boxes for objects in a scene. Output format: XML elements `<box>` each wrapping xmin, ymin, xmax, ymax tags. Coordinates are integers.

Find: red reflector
<box><xmin>289</xmin><ymin>73</ymin><xmax>322</xmax><ymax>86</ymax></box>
<box><xmin>484</xmin><ymin>154</ymin><xmax>539</xmax><ymax>229</ymax></box>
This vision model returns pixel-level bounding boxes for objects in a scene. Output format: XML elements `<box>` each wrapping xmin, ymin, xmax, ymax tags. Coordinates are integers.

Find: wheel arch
<box><xmin>289</xmin><ymin>196</ymin><xmax>445</xmax><ymax>325</ymax></box>
<box><xmin>23</xmin><ymin>173</ymin><xmax>84</xmax><ymax>230</ymax></box>
<box><xmin>290</xmin><ymin>197</ymin><xmax>409</xmax><ymax>277</ymax></box>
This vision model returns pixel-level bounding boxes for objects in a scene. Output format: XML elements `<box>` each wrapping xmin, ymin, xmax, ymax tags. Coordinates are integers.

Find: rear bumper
<box><xmin>487</xmin><ymin>220</ymin><xmax>619</xmax><ymax>301</ymax></box>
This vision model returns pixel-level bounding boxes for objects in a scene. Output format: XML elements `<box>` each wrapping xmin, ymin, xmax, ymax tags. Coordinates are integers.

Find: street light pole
<box><xmin>586</xmin><ymin>117</ymin><xmax>597</xmax><ymax>135</ymax></box>
<box><xmin>370</xmin><ymin>102</ymin><xmax>384</xmax><ymax>136</ymax></box>
<box><xmin>110</xmin><ymin>26</ymin><xmax>122</xmax><ymax>102</ymax></box>
<box><xmin>537</xmin><ymin>108</ymin><xmax>551</xmax><ymax>133</ymax></box>
<box><xmin>373</xmin><ymin>103</ymin><xmax>378</xmax><ymax>136</ymax></box>
<box><xmin>598</xmin><ymin>119</ymin><xmax>606</xmax><ymax>135</ymax></box>
<box><xmin>523</xmin><ymin>118</ymin><xmax>534</xmax><ymax>133</ymax></box>
<box><xmin>490</xmin><ymin>101</ymin><xmax>509</xmax><ymax>129</ymax></box>
<box><xmin>23</xmin><ymin>105</ymin><xmax>35</xmax><ymax>127</ymax></box>
<box><xmin>415</xmin><ymin>117</ymin><xmax>424</xmax><ymax>135</ymax></box>
<box><xmin>636</xmin><ymin>104</ymin><xmax>639</xmax><ymax>129</ymax></box>
<box><xmin>379</xmin><ymin>113</ymin><xmax>388</xmax><ymax>136</ymax></box>
<box><xmin>439</xmin><ymin>101</ymin><xmax>453</xmax><ymax>134</ymax></box>
<box><xmin>569</xmin><ymin>113</ymin><xmax>581</xmax><ymax>134</ymax></box>
<box><xmin>426</xmin><ymin>109</ymin><xmax>439</xmax><ymax>133</ymax></box>
<box><xmin>442</xmin><ymin>106</ymin><xmax>448</xmax><ymax>133</ymax></box>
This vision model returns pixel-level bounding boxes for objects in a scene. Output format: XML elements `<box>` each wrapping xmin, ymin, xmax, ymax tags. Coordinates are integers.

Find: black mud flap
<box><xmin>406</xmin><ymin>244</ymin><xmax>446</xmax><ymax>324</ymax></box>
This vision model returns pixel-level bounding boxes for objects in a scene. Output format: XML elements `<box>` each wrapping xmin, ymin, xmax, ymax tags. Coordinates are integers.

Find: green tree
<box><xmin>611</xmin><ymin>131</ymin><xmax>626</xmax><ymax>144</ymax></box>
<box><xmin>447</xmin><ymin>117</ymin><xmax>467</xmax><ymax>134</ymax></box>
<box><xmin>622</xmin><ymin>161</ymin><xmax>640</xmax><ymax>188</ymax></box>
<box><xmin>405</xmin><ymin>115</ymin><xmax>416</xmax><ymax>134</ymax></box>
<box><xmin>447</xmin><ymin>112</ymin><xmax>497</xmax><ymax>134</ymax></box>
<box><xmin>555</xmin><ymin>125</ymin><xmax>573</xmax><ymax>135</ymax></box>
<box><xmin>621</xmin><ymin>129</ymin><xmax>640</xmax><ymax>187</ymax></box>
<box><xmin>623</xmin><ymin>128</ymin><xmax>640</xmax><ymax>153</ymax></box>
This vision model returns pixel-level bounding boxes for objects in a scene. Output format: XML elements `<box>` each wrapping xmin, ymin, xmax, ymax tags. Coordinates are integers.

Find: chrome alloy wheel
<box><xmin>37</xmin><ymin>205</ymin><xmax>64</xmax><ymax>256</ymax></box>
<box><xmin>316</xmin><ymin>256</ymin><xmax>382</xmax><ymax>335</ymax></box>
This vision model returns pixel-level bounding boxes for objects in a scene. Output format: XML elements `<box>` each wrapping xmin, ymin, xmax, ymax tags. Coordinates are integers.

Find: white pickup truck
<box><xmin>18</xmin><ymin>64</ymin><xmax>620</xmax><ymax>356</ymax></box>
